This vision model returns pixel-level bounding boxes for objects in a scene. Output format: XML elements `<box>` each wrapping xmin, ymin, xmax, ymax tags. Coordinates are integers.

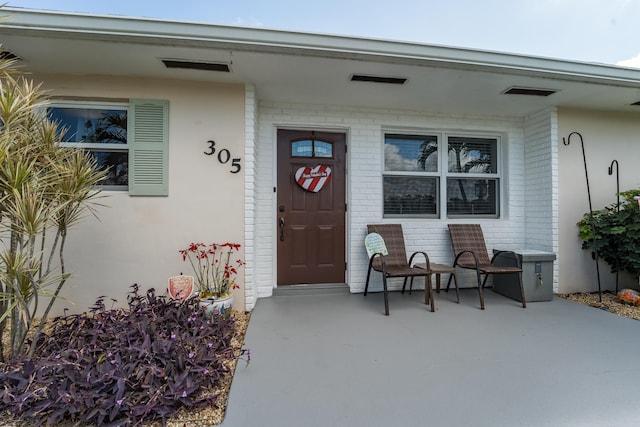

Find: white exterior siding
<box><xmin>251</xmin><ymin>102</ymin><xmax>531</xmax><ymax>304</ymax></box>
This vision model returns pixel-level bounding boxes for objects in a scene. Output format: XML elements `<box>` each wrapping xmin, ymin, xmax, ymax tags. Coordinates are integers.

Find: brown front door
<box><xmin>277</xmin><ymin>129</ymin><xmax>346</xmax><ymax>285</ymax></box>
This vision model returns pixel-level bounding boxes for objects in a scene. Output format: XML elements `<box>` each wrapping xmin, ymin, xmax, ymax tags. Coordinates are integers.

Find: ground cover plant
<box><xmin>0</xmin><ymin>284</ymin><xmax>247</xmax><ymax>426</ymax></box>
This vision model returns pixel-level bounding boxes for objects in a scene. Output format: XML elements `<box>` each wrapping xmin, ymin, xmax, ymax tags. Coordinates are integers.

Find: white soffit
<box><xmin>2</xmin><ymin>7</ymin><xmax>640</xmax><ymax>116</ymax></box>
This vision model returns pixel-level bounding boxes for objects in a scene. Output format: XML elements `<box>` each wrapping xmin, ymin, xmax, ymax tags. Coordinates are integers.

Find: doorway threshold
<box><xmin>273</xmin><ymin>283</ymin><xmax>350</xmax><ymax>296</ymax></box>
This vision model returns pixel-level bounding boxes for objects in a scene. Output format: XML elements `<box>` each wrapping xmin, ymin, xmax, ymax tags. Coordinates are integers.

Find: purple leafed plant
<box><xmin>0</xmin><ymin>284</ymin><xmax>241</xmax><ymax>426</ymax></box>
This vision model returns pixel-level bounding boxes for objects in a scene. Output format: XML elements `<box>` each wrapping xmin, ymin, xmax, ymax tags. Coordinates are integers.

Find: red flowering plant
<box><xmin>179</xmin><ymin>242</ymin><xmax>245</xmax><ymax>298</ymax></box>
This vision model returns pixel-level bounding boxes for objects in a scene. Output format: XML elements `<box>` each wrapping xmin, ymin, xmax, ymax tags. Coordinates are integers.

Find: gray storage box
<box><xmin>492</xmin><ymin>249</ymin><xmax>556</xmax><ymax>302</ymax></box>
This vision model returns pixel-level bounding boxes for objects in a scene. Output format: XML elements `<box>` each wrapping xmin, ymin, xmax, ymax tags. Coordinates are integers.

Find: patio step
<box><xmin>273</xmin><ymin>283</ymin><xmax>350</xmax><ymax>296</ymax></box>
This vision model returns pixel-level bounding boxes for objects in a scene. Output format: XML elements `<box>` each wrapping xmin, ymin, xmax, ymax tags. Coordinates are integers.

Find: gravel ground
<box><xmin>557</xmin><ymin>291</ymin><xmax>640</xmax><ymax>321</ymax></box>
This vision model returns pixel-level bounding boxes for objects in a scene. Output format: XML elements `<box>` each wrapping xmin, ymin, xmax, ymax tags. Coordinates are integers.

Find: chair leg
<box><xmin>436</xmin><ymin>274</ymin><xmax>441</xmax><ymax>293</ymax></box>
<box><xmin>481</xmin><ymin>275</ymin><xmax>490</xmax><ymax>288</ymax></box>
<box><xmin>451</xmin><ymin>272</ymin><xmax>460</xmax><ymax>303</ymax></box>
<box><xmin>382</xmin><ymin>275</ymin><xmax>389</xmax><ymax>316</ymax></box>
<box><xmin>475</xmin><ymin>270</ymin><xmax>485</xmax><ymax>310</ymax></box>
<box><xmin>518</xmin><ymin>272</ymin><xmax>527</xmax><ymax>308</ymax></box>
<box><xmin>445</xmin><ymin>273</ymin><xmax>453</xmax><ymax>292</ymax></box>
<box><xmin>426</xmin><ymin>275</ymin><xmax>435</xmax><ymax>312</ymax></box>
<box><xmin>402</xmin><ymin>277</ymin><xmax>410</xmax><ymax>294</ymax></box>
<box><xmin>364</xmin><ymin>264</ymin><xmax>373</xmax><ymax>296</ymax></box>
<box><xmin>425</xmin><ymin>276</ymin><xmax>431</xmax><ymax>305</ymax></box>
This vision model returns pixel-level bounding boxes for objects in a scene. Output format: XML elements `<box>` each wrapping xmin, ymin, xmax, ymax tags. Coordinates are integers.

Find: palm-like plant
<box><xmin>0</xmin><ymin>55</ymin><xmax>106</xmax><ymax>359</ymax></box>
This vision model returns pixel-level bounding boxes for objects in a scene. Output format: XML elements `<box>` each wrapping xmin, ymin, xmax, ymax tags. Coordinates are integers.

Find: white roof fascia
<box><xmin>4</xmin><ymin>7</ymin><xmax>640</xmax><ymax>88</ymax></box>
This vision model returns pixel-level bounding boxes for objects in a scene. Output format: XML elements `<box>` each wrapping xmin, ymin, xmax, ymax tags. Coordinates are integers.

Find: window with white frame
<box><xmin>47</xmin><ymin>99</ymin><xmax>170</xmax><ymax>196</ymax></box>
<box><xmin>383</xmin><ymin>132</ymin><xmax>500</xmax><ymax>218</ymax></box>
<box><xmin>48</xmin><ymin>101</ymin><xmax>129</xmax><ymax>189</ymax></box>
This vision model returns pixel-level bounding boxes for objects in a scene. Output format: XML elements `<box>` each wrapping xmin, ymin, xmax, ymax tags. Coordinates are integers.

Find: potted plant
<box><xmin>179</xmin><ymin>242</ymin><xmax>245</xmax><ymax>315</ymax></box>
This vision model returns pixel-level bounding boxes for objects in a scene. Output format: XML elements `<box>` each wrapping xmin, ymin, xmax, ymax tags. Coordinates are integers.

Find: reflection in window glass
<box><xmin>48</xmin><ymin>107</ymin><xmax>127</xmax><ymax>144</ymax></box>
<box><xmin>314</xmin><ymin>141</ymin><xmax>332</xmax><ymax>158</ymax></box>
<box><xmin>292</xmin><ymin>140</ymin><xmax>313</xmax><ymax>157</ymax></box>
<box><xmin>49</xmin><ymin>104</ymin><xmax>128</xmax><ymax>189</ymax></box>
<box><xmin>448</xmin><ymin>136</ymin><xmax>497</xmax><ymax>174</ymax></box>
<box><xmin>384</xmin><ymin>176</ymin><xmax>438</xmax><ymax>216</ymax></box>
<box><xmin>447</xmin><ymin>178</ymin><xmax>498</xmax><ymax>215</ymax></box>
<box><xmin>91</xmin><ymin>151</ymin><xmax>129</xmax><ymax>186</ymax></box>
<box><xmin>291</xmin><ymin>139</ymin><xmax>333</xmax><ymax>158</ymax></box>
<box><xmin>384</xmin><ymin>134</ymin><xmax>438</xmax><ymax>172</ymax></box>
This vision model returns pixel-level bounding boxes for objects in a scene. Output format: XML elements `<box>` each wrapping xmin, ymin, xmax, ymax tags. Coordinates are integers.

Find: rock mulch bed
<box><xmin>558</xmin><ymin>291</ymin><xmax>640</xmax><ymax>321</ymax></box>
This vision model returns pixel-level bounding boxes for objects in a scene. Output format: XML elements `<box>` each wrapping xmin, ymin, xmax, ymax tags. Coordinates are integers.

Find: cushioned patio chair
<box><xmin>364</xmin><ymin>224</ymin><xmax>435</xmax><ymax>315</ymax></box>
<box><xmin>447</xmin><ymin>224</ymin><xmax>526</xmax><ymax>310</ymax></box>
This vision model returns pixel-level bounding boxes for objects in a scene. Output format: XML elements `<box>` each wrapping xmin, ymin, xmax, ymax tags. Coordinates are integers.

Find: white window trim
<box><xmin>442</xmin><ymin>133</ymin><xmax>501</xmax><ymax>219</ymax></box>
<box><xmin>382</xmin><ymin>129</ymin><xmax>503</xmax><ymax>219</ymax></box>
<box><xmin>50</xmin><ymin>100</ymin><xmax>129</xmax><ymax>191</ymax></box>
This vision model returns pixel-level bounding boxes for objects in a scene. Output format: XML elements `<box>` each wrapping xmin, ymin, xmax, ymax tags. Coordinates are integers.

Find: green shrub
<box><xmin>578</xmin><ymin>189</ymin><xmax>640</xmax><ymax>276</ymax></box>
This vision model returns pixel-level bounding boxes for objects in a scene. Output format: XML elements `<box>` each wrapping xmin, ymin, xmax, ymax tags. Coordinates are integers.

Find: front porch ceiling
<box><xmin>2</xmin><ymin>7</ymin><xmax>640</xmax><ymax>117</ymax></box>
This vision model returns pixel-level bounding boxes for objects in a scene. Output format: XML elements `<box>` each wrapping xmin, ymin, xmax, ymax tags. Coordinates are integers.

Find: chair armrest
<box><xmin>453</xmin><ymin>250</ymin><xmax>480</xmax><ymax>269</ymax></box>
<box><xmin>490</xmin><ymin>250</ymin><xmax>522</xmax><ymax>268</ymax></box>
<box><xmin>368</xmin><ymin>252</ymin><xmax>387</xmax><ymax>272</ymax></box>
<box><xmin>409</xmin><ymin>251</ymin><xmax>430</xmax><ymax>270</ymax></box>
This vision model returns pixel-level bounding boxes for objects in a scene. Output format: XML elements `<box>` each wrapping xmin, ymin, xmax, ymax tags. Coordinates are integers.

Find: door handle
<box><xmin>279</xmin><ymin>217</ymin><xmax>285</xmax><ymax>241</ymax></box>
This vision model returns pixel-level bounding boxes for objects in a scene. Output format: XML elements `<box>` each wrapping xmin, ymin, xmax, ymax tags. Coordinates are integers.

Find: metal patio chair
<box><xmin>447</xmin><ymin>224</ymin><xmax>526</xmax><ymax>310</ymax></box>
<box><xmin>364</xmin><ymin>224</ymin><xmax>435</xmax><ymax>315</ymax></box>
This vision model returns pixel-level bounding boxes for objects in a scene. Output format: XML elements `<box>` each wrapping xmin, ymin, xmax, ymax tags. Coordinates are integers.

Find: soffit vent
<box><xmin>350</xmin><ymin>74</ymin><xmax>407</xmax><ymax>84</ymax></box>
<box><xmin>502</xmin><ymin>86</ymin><xmax>557</xmax><ymax>96</ymax></box>
<box><xmin>162</xmin><ymin>59</ymin><xmax>230</xmax><ymax>72</ymax></box>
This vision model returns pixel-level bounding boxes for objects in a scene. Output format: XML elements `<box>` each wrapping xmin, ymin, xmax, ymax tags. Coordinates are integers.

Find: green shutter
<box><xmin>128</xmin><ymin>99</ymin><xmax>169</xmax><ymax>196</ymax></box>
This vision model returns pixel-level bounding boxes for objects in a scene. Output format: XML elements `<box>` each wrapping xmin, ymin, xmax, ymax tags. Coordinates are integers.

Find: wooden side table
<box><xmin>413</xmin><ymin>263</ymin><xmax>460</xmax><ymax>305</ymax></box>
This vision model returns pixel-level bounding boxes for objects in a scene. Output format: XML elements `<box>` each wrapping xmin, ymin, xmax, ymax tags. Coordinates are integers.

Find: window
<box><xmin>48</xmin><ymin>99</ymin><xmax>169</xmax><ymax>196</ymax></box>
<box><xmin>291</xmin><ymin>138</ymin><xmax>333</xmax><ymax>158</ymax></box>
<box><xmin>49</xmin><ymin>101</ymin><xmax>128</xmax><ymax>189</ymax></box>
<box><xmin>383</xmin><ymin>134</ymin><xmax>439</xmax><ymax>217</ymax></box>
<box><xmin>383</xmin><ymin>132</ymin><xmax>500</xmax><ymax>218</ymax></box>
<box><xmin>446</xmin><ymin>136</ymin><xmax>499</xmax><ymax>217</ymax></box>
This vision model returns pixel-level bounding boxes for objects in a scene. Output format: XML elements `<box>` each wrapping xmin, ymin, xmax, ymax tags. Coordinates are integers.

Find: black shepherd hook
<box><xmin>563</xmin><ymin>132</ymin><xmax>602</xmax><ymax>302</ymax></box>
<box><xmin>608</xmin><ymin>160</ymin><xmax>620</xmax><ymax>292</ymax></box>
<box><xmin>608</xmin><ymin>160</ymin><xmax>620</xmax><ymax>208</ymax></box>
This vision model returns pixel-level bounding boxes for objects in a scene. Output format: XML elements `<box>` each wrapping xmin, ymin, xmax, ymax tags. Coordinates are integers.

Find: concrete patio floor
<box><xmin>223</xmin><ymin>287</ymin><xmax>639</xmax><ymax>427</ymax></box>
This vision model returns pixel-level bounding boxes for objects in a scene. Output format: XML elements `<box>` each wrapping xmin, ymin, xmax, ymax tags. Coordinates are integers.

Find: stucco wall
<box><xmin>253</xmin><ymin>101</ymin><xmax>529</xmax><ymax>303</ymax></box>
<box><xmin>558</xmin><ymin>108</ymin><xmax>640</xmax><ymax>293</ymax></box>
<box><xmin>32</xmin><ymin>74</ymin><xmax>246</xmax><ymax>315</ymax></box>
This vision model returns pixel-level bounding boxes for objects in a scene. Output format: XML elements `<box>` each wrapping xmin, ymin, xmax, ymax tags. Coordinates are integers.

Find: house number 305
<box><xmin>204</xmin><ymin>140</ymin><xmax>241</xmax><ymax>174</ymax></box>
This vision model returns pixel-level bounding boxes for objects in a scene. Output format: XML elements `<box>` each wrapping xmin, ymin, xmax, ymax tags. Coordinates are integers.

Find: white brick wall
<box><xmin>248</xmin><ymin>101</ymin><xmax>539</xmax><ymax>305</ymax></box>
<box><xmin>243</xmin><ymin>85</ymin><xmax>257</xmax><ymax>310</ymax></box>
<box><xmin>524</xmin><ymin>108</ymin><xmax>560</xmax><ymax>291</ymax></box>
